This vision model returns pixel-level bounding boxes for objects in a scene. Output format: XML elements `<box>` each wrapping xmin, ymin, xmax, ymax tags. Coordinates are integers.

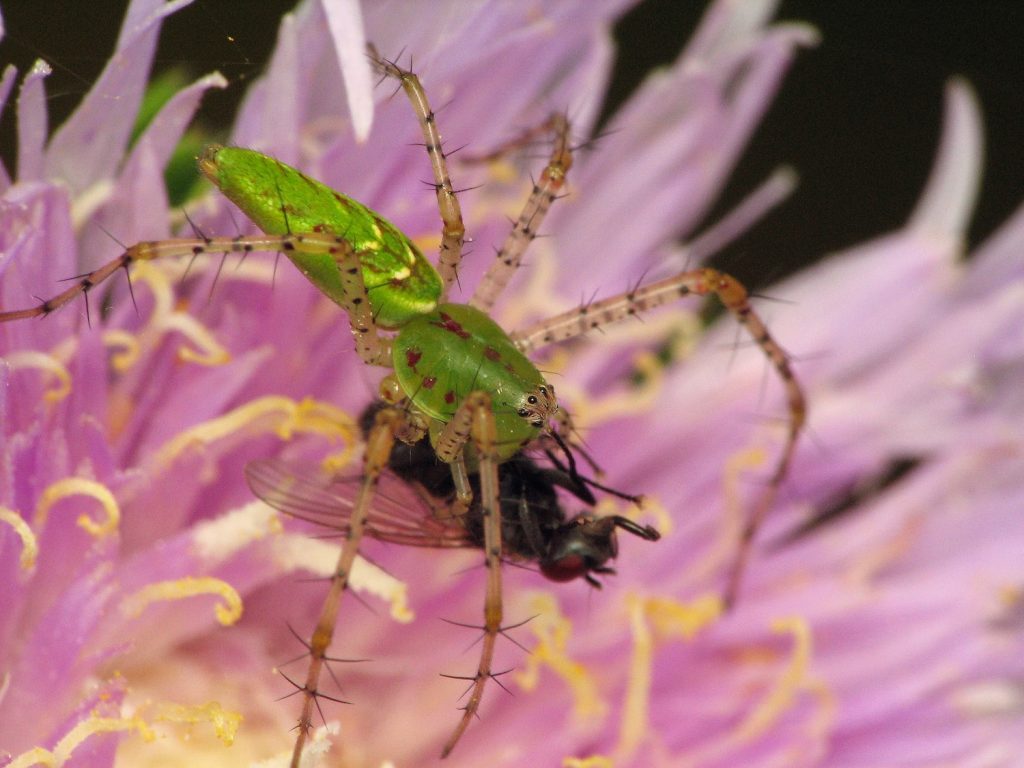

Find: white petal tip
<box><xmin>322</xmin><ymin>0</ymin><xmax>374</xmax><ymax>143</ymax></box>
<box><xmin>907</xmin><ymin>77</ymin><xmax>983</xmax><ymax>243</ymax></box>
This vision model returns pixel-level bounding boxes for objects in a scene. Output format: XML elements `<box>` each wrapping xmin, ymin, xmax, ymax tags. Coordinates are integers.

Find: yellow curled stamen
<box><xmin>803</xmin><ymin>676</ymin><xmax>839</xmax><ymax>755</ymax></box>
<box><xmin>563</xmin><ymin>758</ymin><xmax>614</xmax><ymax>768</ymax></box>
<box><xmin>127</xmin><ymin>262</ymin><xmax>230</xmax><ymax>366</ymax></box>
<box><xmin>0</xmin><ymin>507</ymin><xmax>39</xmax><ymax>570</ymax></box>
<box><xmin>556</xmin><ymin>365</ymin><xmax>659</xmax><ymax>438</ymax></box>
<box><xmin>548</xmin><ymin>313</ymin><xmax>696</xmax><ymax>434</ymax></box>
<box><xmin>3</xmin><ymin>351</ymin><xmax>72</xmax><ymax>403</ymax></box>
<box><xmin>731</xmin><ymin>616</ymin><xmax>813</xmax><ymax>742</ymax></box>
<box><xmin>724</xmin><ymin>444</ymin><xmax>769</xmax><ymax>521</ymax></box>
<box><xmin>516</xmin><ymin>593</ymin><xmax>605</xmax><ymax>720</ymax></box>
<box><xmin>689</xmin><ymin>615</ymin><xmax>821</xmax><ymax>766</ymax></box>
<box><xmin>159</xmin><ymin>312</ymin><xmax>231</xmax><ymax>366</ymax></box>
<box><xmin>70</xmin><ymin>177</ymin><xmax>116</xmax><ymax>230</ymax></box>
<box><xmin>617</xmin><ymin>593</ymin><xmax>723</xmax><ymax>758</ymax></box>
<box><xmin>154</xmin><ymin>395</ymin><xmax>357</xmax><ymax>469</ymax></box>
<box><xmin>131</xmin><ymin>261</ymin><xmax>174</xmax><ymax>317</ymax></box>
<box><xmin>679</xmin><ymin>445</ymin><xmax>767</xmax><ymax>591</ymax></box>
<box><xmin>34</xmin><ymin>478</ymin><xmax>121</xmax><ymax>538</ymax></box>
<box><xmin>280</xmin><ymin>397</ymin><xmax>358</xmax><ymax>450</ymax></box>
<box><xmin>644</xmin><ymin>593</ymin><xmax>724</xmax><ymax>640</ymax></box>
<box><xmin>618</xmin><ymin>595</ymin><xmax>653</xmax><ymax>756</ymax></box>
<box><xmin>153</xmin><ymin>701</ymin><xmax>242</xmax><ymax>745</ymax></box>
<box><xmin>6</xmin><ymin>715</ymin><xmax>154</xmax><ymax>768</ymax></box>
<box><xmin>7</xmin><ymin>696</ymin><xmax>247</xmax><ymax>768</ymax></box>
<box><xmin>122</xmin><ymin>576</ymin><xmax>243</xmax><ymax>626</ymax></box>
<box><xmin>102</xmin><ymin>329</ymin><xmax>140</xmax><ymax>371</ymax></box>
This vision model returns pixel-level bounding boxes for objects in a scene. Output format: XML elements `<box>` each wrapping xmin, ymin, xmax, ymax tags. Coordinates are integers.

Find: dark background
<box><xmin>1</xmin><ymin>1</ymin><xmax>1021</xmax><ymax>286</ymax></box>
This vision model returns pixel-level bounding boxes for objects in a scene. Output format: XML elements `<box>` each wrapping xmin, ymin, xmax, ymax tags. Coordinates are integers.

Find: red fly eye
<box><xmin>540</xmin><ymin>554</ymin><xmax>588</xmax><ymax>582</ymax></box>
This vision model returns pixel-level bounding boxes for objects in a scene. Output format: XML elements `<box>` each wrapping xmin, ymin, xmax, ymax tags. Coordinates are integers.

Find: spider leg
<box><xmin>512</xmin><ymin>267</ymin><xmax>806</xmax><ymax>608</ymax></box>
<box><xmin>286</xmin><ymin>406</ymin><xmax>400</xmax><ymax>768</ymax></box>
<box><xmin>0</xmin><ymin>227</ymin><xmax>393</xmax><ymax>365</ymax></box>
<box><xmin>436</xmin><ymin>391</ymin><xmax>505</xmax><ymax>757</ymax></box>
<box><xmin>369</xmin><ymin>47</ymin><xmax>465</xmax><ymax>297</ymax></box>
<box><xmin>470</xmin><ymin>114</ymin><xmax>573</xmax><ymax>312</ymax></box>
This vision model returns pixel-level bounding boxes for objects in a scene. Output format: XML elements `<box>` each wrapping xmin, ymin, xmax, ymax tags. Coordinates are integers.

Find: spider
<box><xmin>0</xmin><ymin>49</ymin><xmax>805</xmax><ymax>763</ymax></box>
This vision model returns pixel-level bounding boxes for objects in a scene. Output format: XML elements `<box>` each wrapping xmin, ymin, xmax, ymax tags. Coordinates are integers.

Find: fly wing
<box><xmin>245</xmin><ymin>458</ymin><xmax>473</xmax><ymax>548</ymax></box>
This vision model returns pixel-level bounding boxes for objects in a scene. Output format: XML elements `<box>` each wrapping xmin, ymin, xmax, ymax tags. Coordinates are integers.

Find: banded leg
<box><xmin>368</xmin><ymin>47</ymin><xmax>465</xmax><ymax>297</ymax></box>
<box><xmin>432</xmin><ymin>388</ymin><xmax>494</xmax><ymax>509</ymax></box>
<box><xmin>512</xmin><ymin>267</ymin><xmax>806</xmax><ymax>608</ymax></box>
<box><xmin>435</xmin><ymin>391</ymin><xmax>505</xmax><ymax>758</ymax></box>
<box><xmin>470</xmin><ymin>114</ymin><xmax>573</xmax><ymax>313</ymax></box>
<box><xmin>0</xmin><ymin>232</ymin><xmax>390</xmax><ymax>366</ymax></box>
<box><xmin>286</xmin><ymin>406</ymin><xmax>400</xmax><ymax>768</ymax></box>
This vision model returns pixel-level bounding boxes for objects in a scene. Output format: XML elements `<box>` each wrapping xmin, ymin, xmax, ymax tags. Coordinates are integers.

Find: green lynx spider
<box><xmin>0</xmin><ymin>51</ymin><xmax>806</xmax><ymax>763</ymax></box>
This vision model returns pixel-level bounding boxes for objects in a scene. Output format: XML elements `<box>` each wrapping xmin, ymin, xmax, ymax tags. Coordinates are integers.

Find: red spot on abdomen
<box><xmin>483</xmin><ymin>345</ymin><xmax>501</xmax><ymax>362</ymax></box>
<box><xmin>405</xmin><ymin>347</ymin><xmax>422</xmax><ymax>371</ymax></box>
<box><xmin>432</xmin><ymin>312</ymin><xmax>471</xmax><ymax>339</ymax></box>
<box><xmin>444</xmin><ymin>390</ymin><xmax>455</xmax><ymax>404</ymax></box>
<box><xmin>423</xmin><ymin>376</ymin><xmax>437</xmax><ymax>389</ymax></box>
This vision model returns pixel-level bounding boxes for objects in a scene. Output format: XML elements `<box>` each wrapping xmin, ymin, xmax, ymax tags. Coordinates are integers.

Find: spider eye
<box><xmin>517</xmin><ymin>408</ymin><xmax>529</xmax><ymax>417</ymax></box>
<box><xmin>527</xmin><ymin>395</ymin><xmax>537</xmax><ymax>405</ymax></box>
<box><xmin>538</xmin><ymin>385</ymin><xmax>547</xmax><ymax>395</ymax></box>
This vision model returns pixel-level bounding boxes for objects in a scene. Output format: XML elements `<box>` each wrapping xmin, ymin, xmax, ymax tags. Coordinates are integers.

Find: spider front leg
<box><xmin>1</xmin><ymin>144</ymin><xmax>449</xmax><ymax>372</ymax></box>
<box><xmin>369</xmin><ymin>47</ymin><xmax>465</xmax><ymax>297</ymax></box>
<box><xmin>0</xmin><ymin>229</ymin><xmax>388</xmax><ymax>366</ymax></box>
<box><xmin>512</xmin><ymin>267</ymin><xmax>807</xmax><ymax>609</ymax></box>
<box><xmin>470</xmin><ymin>113</ymin><xmax>573</xmax><ymax>313</ymax></box>
<box><xmin>432</xmin><ymin>391</ymin><xmax>506</xmax><ymax>758</ymax></box>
